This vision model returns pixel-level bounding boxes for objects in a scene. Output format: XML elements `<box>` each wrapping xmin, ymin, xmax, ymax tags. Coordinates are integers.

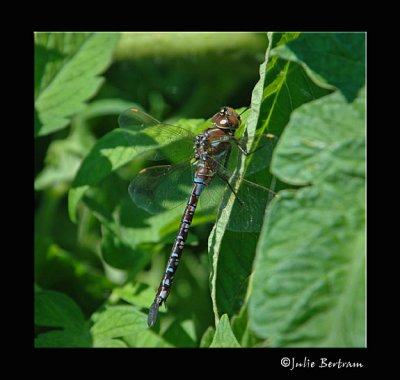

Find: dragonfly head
<box><xmin>212</xmin><ymin>107</ymin><xmax>241</xmax><ymax>133</ymax></box>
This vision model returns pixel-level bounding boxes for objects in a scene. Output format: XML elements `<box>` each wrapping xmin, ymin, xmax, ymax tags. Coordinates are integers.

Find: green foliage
<box><xmin>249</xmin><ymin>89</ymin><xmax>365</xmax><ymax>347</ymax></box>
<box><xmin>208</xmin><ymin>32</ymin><xmax>332</xmax><ymax>324</ymax></box>
<box><xmin>271</xmin><ymin>33</ymin><xmax>365</xmax><ymax>101</ymax></box>
<box><xmin>90</xmin><ymin>305</ymin><xmax>171</xmax><ymax>347</ymax></box>
<box><xmin>35</xmin><ymin>33</ymin><xmax>119</xmax><ymax>136</ymax></box>
<box><xmin>35</xmin><ymin>32</ymin><xmax>365</xmax><ymax>348</ymax></box>
<box><xmin>210</xmin><ymin>314</ymin><xmax>241</xmax><ymax>348</ymax></box>
<box><xmin>199</xmin><ymin>326</ymin><xmax>215</xmax><ymax>348</ymax></box>
<box><xmin>35</xmin><ymin>289</ymin><xmax>91</xmax><ymax>347</ymax></box>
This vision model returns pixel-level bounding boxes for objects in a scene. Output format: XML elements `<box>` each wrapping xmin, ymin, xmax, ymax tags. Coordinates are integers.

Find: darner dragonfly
<box><xmin>118</xmin><ymin>106</ymin><xmax>276</xmax><ymax>327</ymax></box>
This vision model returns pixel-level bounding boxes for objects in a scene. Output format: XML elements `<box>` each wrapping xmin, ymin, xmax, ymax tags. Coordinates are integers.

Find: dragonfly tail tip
<box><xmin>147</xmin><ymin>302</ymin><xmax>160</xmax><ymax>328</ymax></box>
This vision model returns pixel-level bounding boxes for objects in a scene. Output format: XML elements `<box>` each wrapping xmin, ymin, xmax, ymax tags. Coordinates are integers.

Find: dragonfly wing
<box><xmin>129</xmin><ymin>162</ymin><xmax>195</xmax><ymax>214</ymax></box>
<box><xmin>118</xmin><ymin>108</ymin><xmax>195</xmax><ymax>162</ymax></box>
<box><xmin>224</xmin><ymin>176</ymin><xmax>276</xmax><ymax>232</ymax></box>
<box><xmin>226</xmin><ymin>132</ymin><xmax>278</xmax><ymax>175</ymax></box>
<box><xmin>239</xmin><ymin>132</ymin><xmax>278</xmax><ymax>175</ymax></box>
<box><xmin>119</xmin><ymin>107</ymin><xmax>163</xmax><ymax>129</ymax></box>
<box><xmin>206</xmin><ymin>132</ymin><xmax>277</xmax><ymax>176</ymax></box>
<box><xmin>196</xmin><ymin>174</ymin><xmax>225</xmax><ymax>214</ymax></box>
<box><xmin>205</xmin><ymin>156</ymin><xmax>276</xmax><ymax>233</ymax></box>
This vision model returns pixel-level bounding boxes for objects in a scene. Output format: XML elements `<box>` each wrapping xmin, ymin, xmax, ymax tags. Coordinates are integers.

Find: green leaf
<box><xmin>68</xmin><ymin>129</ymin><xmax>138</xmax><ymax>222</ymax></box>
<box><xmin>34</xmin><ymin>122</ymin><xmax>95</xmax><ymax>192</ymax></box>
<box><xmin>35</xmin><ymin>32</ymin><xmax>119</xmax><ymax>137</ymax></box>
<box><xmin>37</xmin><ymin>244</ymin><xmax>114</xmax><ymax>312</ymax></box>
<box><xmin>163</xmin><ymin>320</ymin><xmax>197</xmax><ymax>347</ymax></box>
<box><xmin>100</xmin><ymin>227</ymin><xmax>153</xmax><ymax>271</ymax></box>
<box><xmin>109</xmin><ymin>282</ymin><xmax>156</xmax><ymax>309</ymax></box>
<box><xmin>35</xmin><ymin>289</ymin><xmax>85</xmax><ymax>330</ymax></box>
<box><xmin>123</xmin><ymin>331</ymin><xmax>172</xmax><ymax>348</ymax></box>
<box><xmin>210</xmin><ymin>314</ymin><xmax>240</xmax><ymax>348</ymax></box>
<box><xmin>200</xmin><ymin>326</ymin><xmax>215</xmax><ymax>348</ymax></box>
<box><xmin>35</xmin><ymin>290</ymin><xmax>91</xmax><ymax>347</ymax></box>
<box><xmin>91</xmin><ymin>305</ymin><xmax>145</xmax><ymax>339</ymax></box>
<box><xmin>271</xmin><ymin>88</ymin><xmax>365</xmax><ymax>185</ymax></box>
<box><xmin>249</xmin><ymin>89</ymin><xmax>365</xmax><ymax>347</ymax></box>
<box><xmin>209</xmin><ymin>32</ymin><xmax>332</xmax><ymax>323</ymax></box>
<box><xmin>92</xmin><ymin>338</ymin><xmax>128</xmax><ymax>348</ymax></box>
<box><xmin>231</xmin><ymin>305</ymin><xmax>269</xmax><ymax>347</ymax></box>
<box><xmin>35</xmin><ymin>98</ymin><xmax>134</xmax><ymax>191</ymax></box>
<box><xmin>271</xmin><ymin>32</ymin><xmax>301</xmax><ymax>49</ymax></box>
<box><xmin>271</xmin><ymin>33</ymin><xmax>365</xmax><ymax>102</ymax></box>
<box><xmin>90</xmin><ymin>305</ymin><xmax>170</xmax><ymax>347</ymax></box>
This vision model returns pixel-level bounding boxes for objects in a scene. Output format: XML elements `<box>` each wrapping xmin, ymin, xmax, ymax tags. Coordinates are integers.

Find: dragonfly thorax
<box><xmin>211</xmin><ymin>106</ymin><xmax>241</xmax><ymax>132</ymax></box>
<box><xmin>193</xmin><ymin>128</ymin><xmax>231</xmax><ymax>164</ymax></box>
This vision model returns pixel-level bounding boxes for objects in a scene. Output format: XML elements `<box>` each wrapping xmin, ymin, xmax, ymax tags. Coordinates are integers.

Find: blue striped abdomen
<box><xmin>147</xmin><ymin>166</ymin><xmax>209</xmax><ymax>327</ymax></box>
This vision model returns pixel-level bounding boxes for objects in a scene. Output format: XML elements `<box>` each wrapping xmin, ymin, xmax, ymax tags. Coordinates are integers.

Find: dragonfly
<box><xmin>118</xmin><ymin>106</ymin><xmax>277</xmax><ymax>327</ymax></box>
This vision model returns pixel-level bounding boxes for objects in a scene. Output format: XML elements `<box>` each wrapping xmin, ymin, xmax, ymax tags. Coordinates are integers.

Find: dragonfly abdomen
<box><xmin>145</xmin><ymin>107</ymin><xmax>243</xmax><ymax>327</ymax></box>
<box><xmin>147</xmin><ymin>169</ymin><xmax>209</xmax><ymax>327</ymax></box>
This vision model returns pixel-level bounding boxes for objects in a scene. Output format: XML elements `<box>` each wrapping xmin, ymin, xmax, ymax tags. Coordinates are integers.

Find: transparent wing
<box><xmin>204</xmin><ymin>132</ymin><xmax>278</xmax><ymax>177</ymax></box>
<box><xmin>128</xmin><ymin>157</ymin><xmax>276</xmax><ymax>231</ymax></box>
<box><xmin>128</xmin><ymin>162</ymin><xmax>195</xmax><ymax>215</ymax></box>
<box><xmin>235</xmin><ymin>132</ymin><xmax>278</xmax><ymax>175</ymax></box>
<box><xmin>223</xmin><ymin>174</ymin><xmax>276</xmax><ymax>233</ymax></box>
<box><xmin>118</xmin><ymin>108</ymin><xmax>195</xmax><ymax>162</ymax></box>
<box><xmin>199</xmin><ymin>156</ymin><xmax>276</xmax><ymax>233</ymax></box>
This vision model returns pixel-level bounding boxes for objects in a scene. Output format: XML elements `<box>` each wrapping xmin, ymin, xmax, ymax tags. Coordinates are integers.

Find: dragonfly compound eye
<box><xmin>212</xmin><ymin>106</ymin><xmax>240</xmax><ymax>130</ymax></box>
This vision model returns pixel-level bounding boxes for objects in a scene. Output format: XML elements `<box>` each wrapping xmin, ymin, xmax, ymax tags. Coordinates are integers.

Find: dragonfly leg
<box><xmin>236</xmin><ymin>134</ymin><xmax>277</xmax><ymax>156</ymax></box>
<box><xmin>236</xmin><ymin>141</ymin><xmax>249</xmax><ymax>156</ymax></box>
<box><xmin>218</xmin><ymin>149</ymin><xmax>244</xmax><ymax>205</ymax></box>
<box><xmin>218</xmin><ymin>173</ymin><xmax>244</xmax><ymax>206</ymax></box>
